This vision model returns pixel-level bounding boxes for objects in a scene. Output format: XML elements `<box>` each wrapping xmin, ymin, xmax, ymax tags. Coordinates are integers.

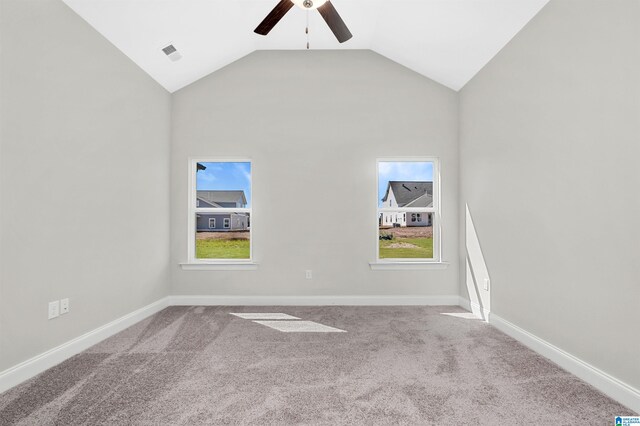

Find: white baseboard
<box><xmin>457</xmin><ymin>298</ymin><xmax>490</xmax><ymax>321</ymax></box>
<box><xmin>0</xmin><ymin>297</ymin><xmax>170</xmax><ymax>394</ymax></box>
<box><xmin>470</xmin><ymin>300</ymin><xmax>490</xmax><ymax>321</ymax></box>
<box><xmin>169</xmin><ymin>294</ymin><xmax>461</xmax><ymax>306</ymax></box>
<box><xmin>490</xmin><ymin>314</ymin><xmax>640</xmax><ymax>414</ymax></box>
<box><xmin>3</xmin><ymin>295</ymin><xmax>637</xmax><ymax>415</ymax></box>
<box><xmin>458</xmin><ymin>297</ymin><xmax>471</xmax><ymax>311</ymax></box>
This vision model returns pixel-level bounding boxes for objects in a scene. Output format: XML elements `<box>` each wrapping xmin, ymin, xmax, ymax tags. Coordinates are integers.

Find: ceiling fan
<box><xmin>254</xmin><ymin>0</ymin><xmax>352</xmax><ymax>43</ymax></box>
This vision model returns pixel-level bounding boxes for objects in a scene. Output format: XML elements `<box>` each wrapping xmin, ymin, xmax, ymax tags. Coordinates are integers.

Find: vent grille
<box><xmin>162</xmin><ymin>45</ymin><xmax>177</xmax><ymax>55</ymax></box>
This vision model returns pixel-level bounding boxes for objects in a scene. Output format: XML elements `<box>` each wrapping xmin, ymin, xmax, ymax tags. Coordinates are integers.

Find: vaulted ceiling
<box><xmin>62</xmin><ymin>0</ymin><xmax>549</xmax><ymax>93</ymax></box>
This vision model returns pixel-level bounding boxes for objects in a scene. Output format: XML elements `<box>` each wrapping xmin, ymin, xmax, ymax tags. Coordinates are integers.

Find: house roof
<box><xmin>197</xmin><ymin>190</ymin><xmax>247</xmax><ymax>206</ymax></box>
<box><xmin>382</xmin><ymin>181</ymin><xmax>433</xmax><ymax>207</ymax></box>
<box><xmin>404</xmin><ymin>193</ymin><xmax>433</xmax><ymax>208</ymax></box>
<box><xmin>196</xmin><ymin>197</ymin><xmax>220</xmax><ymax>208</ymax></box>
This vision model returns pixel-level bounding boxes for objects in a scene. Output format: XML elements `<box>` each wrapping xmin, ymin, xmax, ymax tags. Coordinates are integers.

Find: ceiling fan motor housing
<box><xmin>291</xmin><ymin>0</ymin><xmax>327</xmax><ymax>10</ymax></box>
<box><xmin>255</xmin><ymin>0</ymin><xmax>352</xmax><ymax>43</ymax></box>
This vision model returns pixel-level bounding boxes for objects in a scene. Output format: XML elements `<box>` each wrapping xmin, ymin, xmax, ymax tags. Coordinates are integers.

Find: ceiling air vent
<box><xmin>162</xmin><ymin>44</ymin><xmax>182</xmax><ymax>62</ymax></box>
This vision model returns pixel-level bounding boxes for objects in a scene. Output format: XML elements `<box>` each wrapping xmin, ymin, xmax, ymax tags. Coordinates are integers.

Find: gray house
<box><xmin>196</xmin><ymin>190</ymin><xmax>249</xmax><ymax>231</ymax></box>
<box><xmin>379</xmin><ymin>181</ymin><xmax>433</xmax><ymax>227</ymax></box>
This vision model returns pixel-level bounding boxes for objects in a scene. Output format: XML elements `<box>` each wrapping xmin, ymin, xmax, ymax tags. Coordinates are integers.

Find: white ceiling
<box><xmin>62</xmin><ymin>0</ymin><xmax>549</xmax><ymax>93</ymax></box>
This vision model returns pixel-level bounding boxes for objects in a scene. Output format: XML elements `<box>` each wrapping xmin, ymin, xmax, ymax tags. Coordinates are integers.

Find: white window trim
<box><xmin>208</xmin><ymin>218</ymin><xmax>216</xmax><ymax>229</ymax></box>
<box><xmin>180</xmin><ymin>262</ymin><xmax>259</xmax><ymax>271</ymax></box>
<box><xmin>372</xmin><ymin>157</ymin><xmax>446</xmax><ymax>268</ymax></box>
<box><xmin>369</xmin><ymin>261</ymin><xmax>449</xmax><ymax>270</ymax></box>
<box><xmin>183</xmin><ymin>158</ymin><xmax>256</xmax><ymax>269</ymax></box>
<box><xmin>223</xmin><ymin>218</ymin><xmax>230</xmax><ymax>229</ymax></box>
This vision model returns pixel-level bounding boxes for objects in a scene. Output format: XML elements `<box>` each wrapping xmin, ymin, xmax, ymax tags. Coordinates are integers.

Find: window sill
<box><xmin>369</xmin><ymin>261</ymin><xmax>449</xmax><ymax>270</ymax></box>
<box><xmin>179</xmin><ymin>262</ymin><xmax>259</xmax><ymax>271</ymax></box>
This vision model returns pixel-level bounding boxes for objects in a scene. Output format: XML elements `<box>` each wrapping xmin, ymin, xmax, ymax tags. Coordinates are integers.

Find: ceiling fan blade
<box><xmin>317</xmin><ymin>1</ymin><xmax>352</xmax><ymax>43</ymax></box>
<box><xmin>254</xmin><ymin>0</ymin><xmax>294</xmax><ymax>36</ymax></box>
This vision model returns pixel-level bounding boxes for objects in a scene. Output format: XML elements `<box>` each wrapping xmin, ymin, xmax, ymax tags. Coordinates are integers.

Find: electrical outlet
<box><xmin>305</xmin><ymin>270</ymin><xmax>312</xmax><ymax>279</ymax></box>
<box><xmin>483</xmin><ymin>278</ymin><xmax>490</xmax><ymax>291</ymax></box>
<box><xmin>60</xmin><ymin>298</ymin><xmax>70</xmax><ymax>314</ymax></box>
<box><xmin>48</xmin><ymin>301</ymin><xmax>60</xmax><ymax>320</ymax></box>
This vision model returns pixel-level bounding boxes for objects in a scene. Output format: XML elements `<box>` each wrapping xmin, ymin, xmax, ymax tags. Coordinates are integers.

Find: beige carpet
<box><xmin>0</xmin><ymin>306</ymin><xmax>635</xmax><ymax>425</ymax></box>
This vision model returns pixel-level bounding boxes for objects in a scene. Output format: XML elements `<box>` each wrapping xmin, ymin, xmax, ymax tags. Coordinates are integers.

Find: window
<box><xmin>188</xmin><ymin>159</ymin><xmax>252</xmax><ymax>262</ymax></box>
<box><xmin>377</xmin><ymin>159</ymin><xmax>440</xmax><ymax>262</ymax></box>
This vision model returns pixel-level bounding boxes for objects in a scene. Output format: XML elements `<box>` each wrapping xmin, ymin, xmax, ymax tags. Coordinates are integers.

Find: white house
<box><xmin>379</xmin><ymin>181</ymin><xmax>433</xmax><ymax>227</ymax></box>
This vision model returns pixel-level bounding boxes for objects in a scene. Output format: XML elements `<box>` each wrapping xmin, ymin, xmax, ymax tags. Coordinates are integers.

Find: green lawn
<box><xmin>196</xmin><ymin>239</ymin><xmax>250</xmax><ymax>259</ymax></box>
<box><xmin>379</xmin><ymin>237</ymin><xmax>433</xmax><ymax>259</ymax></box>
<box><xmin>196</xmin><ymin>236</ymin><xmax>430</xmax><ymax>260</ymax></box>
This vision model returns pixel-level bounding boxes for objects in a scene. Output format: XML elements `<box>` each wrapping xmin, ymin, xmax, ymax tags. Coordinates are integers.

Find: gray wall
<box><xmin>0</xmin><ymin>0</ymin><xmax>171</xmax><ymax>371</ymax></box>
<box><xmin>171</xmin><ymin>50</ymin><xmax>459</xmax><ymax>296</ymax></box>
<box><xmin>6</xmin><ymin>0</ymin><xmax>637</xmax><ymax>400</ymax></box>
<box><xmin>460</xmin><ymin>0</ymin><xmax>640</xmax><ymax>390</ymax></box>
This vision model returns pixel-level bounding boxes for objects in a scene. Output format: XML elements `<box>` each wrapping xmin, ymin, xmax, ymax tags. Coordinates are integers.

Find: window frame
<box><xmin>187</xmin><ymin>158</ymin><xmax>253</xmax><ymax>264</ymax></box>
<box><xmin>376</xmin><ymin>157</ymin><xmax>441</xmax><ymax>263</ymax></box>
<box><xmin>208</xmin><ymin>218</ymin><xmax>216</xmax><ymax>229</ymax></box>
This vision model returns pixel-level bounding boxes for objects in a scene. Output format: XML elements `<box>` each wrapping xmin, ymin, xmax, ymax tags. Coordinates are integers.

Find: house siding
<box><xmin>380</xmin><ymin>211</ymin><xmax>406</xmax><ymax>227</ymax></box>
<box><xmin>196</xmin><ymin>213</ymin><xmax>248</xmax><ymax>231</ymax></box>
<box><xmin>407</xmin><ymin>212</ymin><xmax>432</xmax><ymax>227</ymax></box>
<box><xmin>383</xmin><ymin>188</ymin><xmax>398</xmax><ymax>208</ymax></box>
<box><xmin>229</xmin><ymin>213</ymin><xmax>248</xmax><ymax>230</ymax></box>
<box><xmin>216</xmin><ymin>202</ymin><xmax>239</xmax><ymax>208</ymax></box>
<box><xmin>380</xmin><ymin>212</ymin><xmax>432</xmax><ymax>227</ymax></box>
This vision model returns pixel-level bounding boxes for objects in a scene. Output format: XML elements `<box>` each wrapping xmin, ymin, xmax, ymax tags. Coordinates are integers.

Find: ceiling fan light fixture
<box><xmin>291</xmin><ymin>0</ymin><xmax>327</xmax><ymax>10</ymax></box>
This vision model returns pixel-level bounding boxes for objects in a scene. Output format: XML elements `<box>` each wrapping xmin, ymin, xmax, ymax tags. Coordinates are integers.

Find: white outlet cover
<box><xmin>48</xmin><ymin>301</ymin><xmax>60</xmax><ymax>319</ymax></box>
<box><xmin>60</xmin><ymin>298</ymin><xmax>70</xmax><ymax>314</ymax></box>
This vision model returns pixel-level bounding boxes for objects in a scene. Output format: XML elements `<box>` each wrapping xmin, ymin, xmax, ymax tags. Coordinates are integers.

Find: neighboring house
<box><xmin>379</xmin><ymin>181</ymin><xmax>433</xmax><ymax>227</ymax></box>
<box><xmin>196</xmin><ymin>190</ymin><xmax>249</xmax><ymax>231</ymax></box>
